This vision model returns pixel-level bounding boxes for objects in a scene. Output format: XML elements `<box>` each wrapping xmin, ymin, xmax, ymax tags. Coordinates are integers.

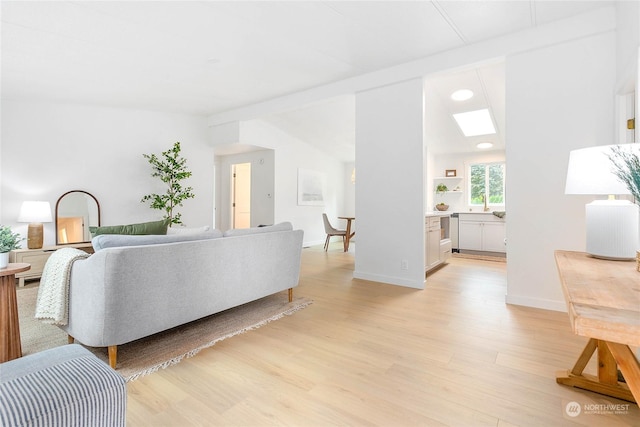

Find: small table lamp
<box><xmin>565</xmin><ymin>144</ymin><xmax>640</xmax><ymax>260</ymax></box>
<box><xmin>17</xmin><ymin>201</ymin><xmax>53</xmax><ymax>249</ymax></box>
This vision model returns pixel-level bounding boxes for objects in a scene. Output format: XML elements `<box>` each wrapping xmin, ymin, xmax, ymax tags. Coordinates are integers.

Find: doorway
<box><xmin>231</xmin><ymin>162</ymin><xmax>251</xmax><ymax>229</ymax></box>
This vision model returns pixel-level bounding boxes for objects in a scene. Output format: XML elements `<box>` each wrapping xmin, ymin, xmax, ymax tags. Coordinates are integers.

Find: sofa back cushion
<box><xmin>166</xmin><ymin>225</ymin><xmax>211</xmax><ymax>235</ymax></box>
<box><xmin>90</xmin><ymin>219</ymin><xmax>170</xmax><ymax>237</ymax></box>
<box><xmin>92</xmin><ymin>230</ymin><xmax>222</xmax><ymax>251</ymax></box>
<box><xmin>222</xmin><ymin>222</ymin><xmax>293</xmax><ymax>237</ymax></box>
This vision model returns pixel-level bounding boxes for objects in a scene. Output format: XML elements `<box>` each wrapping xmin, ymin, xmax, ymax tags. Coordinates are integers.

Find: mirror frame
<box><xmin>55</xmin><ymin>190</ymin><xmax>101</xmax><ymax>245</ymax></box>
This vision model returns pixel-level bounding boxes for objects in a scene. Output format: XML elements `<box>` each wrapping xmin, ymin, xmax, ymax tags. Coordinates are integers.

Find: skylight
<box><xmin>453</xmin><ymin>109</ymin><xmax>496</xmax><ymax>137</ymax></box>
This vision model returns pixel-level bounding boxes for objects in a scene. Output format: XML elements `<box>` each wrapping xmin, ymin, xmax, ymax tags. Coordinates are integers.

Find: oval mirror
<box><xmin>55</xmin><ymin>190</ymin><xmax>100</xmax><ymax>245</ymax></box>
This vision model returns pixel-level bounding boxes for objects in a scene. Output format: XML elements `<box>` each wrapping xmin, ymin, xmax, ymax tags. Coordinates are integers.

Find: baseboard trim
<box><xmin>353</xmin><ymin>271</ymin><xmax>425</xmax><ymax>290</ymax></box>
<box><xmin>505</xmin><ymin>294</ymin><xmax>567</xmax><ymax>312</ymax></box>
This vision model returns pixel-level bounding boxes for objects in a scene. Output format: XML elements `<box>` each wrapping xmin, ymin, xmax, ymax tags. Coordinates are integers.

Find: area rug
<box><xmin>17</xmin><ymin>287</ymin><xmax>312</xmax><ymax>382</ymax></box>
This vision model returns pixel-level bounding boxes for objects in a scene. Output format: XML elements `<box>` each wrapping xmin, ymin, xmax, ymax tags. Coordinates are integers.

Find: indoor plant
<box><xmin>435</xmin><ymin>183</ymin><xmax>448</xmax><ymax>195</ymax></box>
<box><xmin>435</xmin><ymin>184</ymin><xmax>449</xmax><ymax>211</ymax></box>
<box><xmin>141</xmin><ymin>141</ymin><xmax>195</xmax><ymax>226</ymax></box>
<box><xmin>609</xmin><ymin>144</ymin><xmax>640</xmax><ymax>271</ymax></box>
<box><xmin>0</xmin><ymin>225</ymin><xmax>22</xmax><ymax>268</ymax></box>
<box><xmin>608</xmin><ymin>144</ymin><xmax>640</xmax><ymax>203</ymax></box>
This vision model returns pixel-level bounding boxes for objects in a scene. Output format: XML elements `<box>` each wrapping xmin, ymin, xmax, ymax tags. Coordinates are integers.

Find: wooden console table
<box><xmin>10</xmin><ymin>242</ymin><xmax>93</xmax><ymax>287</ymax></box>
<box><xmin>554</xmin><ymin>250</ymin><xmax>639</xmax><ymax>403</ymax></box>
<box><xmin>0</xmin><ymin>263</ymin><xmax>31</xmax><ymax>362</ymax></box>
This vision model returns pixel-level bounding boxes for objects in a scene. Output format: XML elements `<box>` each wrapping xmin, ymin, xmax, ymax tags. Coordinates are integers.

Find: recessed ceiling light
<box><xmin>452</xmin><ymin>109</ymin><xmax>496</xmax><ymax>137</ymax></box>
<box><xmin>451</xmin><ymin>89</ymin><xmax>473</xmax><ymax>101</ymax></box>
<box><xmin>477</xmin><ymin>142</ymin><xmax>494</xmax><ymax>149</ymax></box>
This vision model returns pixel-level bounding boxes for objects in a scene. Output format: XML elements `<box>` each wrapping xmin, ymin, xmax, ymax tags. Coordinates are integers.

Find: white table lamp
<box><xmin>17</xmin><ymin>201</ymin><xmax>53</xmax><ymax>249</ymax></box>
<box><xmin>565</xmin><ymin>144</ymin><xmax>640</xmax><ymax>260</ymax></box>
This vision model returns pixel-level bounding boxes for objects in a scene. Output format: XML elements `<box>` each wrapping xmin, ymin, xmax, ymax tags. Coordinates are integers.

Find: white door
<box><xmin>232</xmin><ymin>163</ymin><xmax>251</xmax><ymax>229</ymax></box>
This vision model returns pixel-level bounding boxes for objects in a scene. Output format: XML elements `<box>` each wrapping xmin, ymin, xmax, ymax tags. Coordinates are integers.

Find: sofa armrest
<box><xmin>0</xmin><ymin>344</ymin><xmax>126</xmax><ymax>427</ymax></box>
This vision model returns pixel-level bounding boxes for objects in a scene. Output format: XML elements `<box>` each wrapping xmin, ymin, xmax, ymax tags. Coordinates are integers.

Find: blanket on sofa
<box><xmin>35</xmin><ymin>248</ymin><xmax>91</xmax><ymax>325</ymax></box>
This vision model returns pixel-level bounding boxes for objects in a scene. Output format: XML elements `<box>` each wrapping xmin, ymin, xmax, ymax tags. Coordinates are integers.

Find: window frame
<box><xmin>468</xmin><ymin>161</ymin><xmax>506</xmax><ymax>207</ymax></box>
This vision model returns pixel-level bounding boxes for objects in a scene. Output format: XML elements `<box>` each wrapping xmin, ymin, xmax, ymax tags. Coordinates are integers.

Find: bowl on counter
<box><xmin>435</xmin><ymin>204</ymin><xmax>449</xmax><ymax>211</ymax></box>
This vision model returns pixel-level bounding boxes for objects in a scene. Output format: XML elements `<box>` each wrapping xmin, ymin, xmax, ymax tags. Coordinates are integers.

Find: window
<box><xmin>469</xmin><ymin>162</ymin><xmax>505</xmax><ymax>206</ymax></box>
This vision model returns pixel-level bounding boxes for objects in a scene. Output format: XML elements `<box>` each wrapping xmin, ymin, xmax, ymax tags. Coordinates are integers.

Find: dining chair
<box><xmin>322</xmin><ymin>213</ymin><xmax>346</xmax><ymax>251</ymax></box>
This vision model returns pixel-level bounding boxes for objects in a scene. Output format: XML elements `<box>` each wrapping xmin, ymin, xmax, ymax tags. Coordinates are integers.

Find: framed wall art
<box><xmin>297</xmin><ymin>169</ymin><xmax>325</xmax><ymax>206</ymax></box>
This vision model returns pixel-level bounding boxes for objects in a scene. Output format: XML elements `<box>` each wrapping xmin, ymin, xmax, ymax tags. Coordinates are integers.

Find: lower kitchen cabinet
<box><xmin>458</xmin><ymin>214</ymin><xmax>506</xmax><ymax>253</ymax></box>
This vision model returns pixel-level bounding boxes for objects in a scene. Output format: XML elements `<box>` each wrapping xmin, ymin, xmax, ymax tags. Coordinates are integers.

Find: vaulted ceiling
<box><xmin>1</xmin><ymin>1</ymin><xmax>611</xmax><ymax>160</ymax></box>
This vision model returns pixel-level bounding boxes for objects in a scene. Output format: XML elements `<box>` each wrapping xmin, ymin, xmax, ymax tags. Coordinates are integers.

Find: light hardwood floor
<box><xmin>126</xmin><ymin>244</ymin><xmax>639</xmax><ymax>426</ymax></box>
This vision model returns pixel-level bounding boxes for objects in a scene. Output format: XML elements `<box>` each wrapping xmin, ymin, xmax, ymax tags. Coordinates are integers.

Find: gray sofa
<box><xmin>61</xmin><ymin>222</ymin><xmax>303</xmax><ymax>368</ymax></box>
<box><xmin>0</xmin><ymin>344</ymin><xmax>126</xmax><ymax>426</ymax></box>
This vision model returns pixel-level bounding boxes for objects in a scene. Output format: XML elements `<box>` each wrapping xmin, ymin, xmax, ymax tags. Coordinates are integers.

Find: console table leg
<box><xmin>556</xmin><ymin>338</ymin><xmax>636</xmax><ymax>403</ymax></box>
<box><xmin>571</xmin><ymin>338</ymin><xmax>597</xmax><ymax>376</ymax></box>
<box><xmin>607</xmin><ymin>342</ymin><xmax>640</xmax><ymax>403</ymax></box>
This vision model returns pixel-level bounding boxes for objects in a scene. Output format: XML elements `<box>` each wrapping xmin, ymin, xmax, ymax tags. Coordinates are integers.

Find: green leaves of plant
<box><xmin>141</xmin><ymin>141</ymin><xmax>195</xmax><ymax>225</ymax></box>
<box><xmin>609</xmin><ymin>145</ymin><xmax>640</xmax><ymax>203</ymax></box>
<box><xmin>0</xmin><ymin>225</ymin><xmax>22</xmax><ymax>252</ymax></box>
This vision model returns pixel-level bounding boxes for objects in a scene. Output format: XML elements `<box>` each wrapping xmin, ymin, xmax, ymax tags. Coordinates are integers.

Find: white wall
<box><xmin>234</xmin><ymin>119</ymin><xmax>346</xmax><ymax>247</ymax></box>
<box><xmin>505</xmin><ymin>31</ymin><xmax>616</xmax><ymax>311</ymax></box>
<box><xmin>1</xmin><ymin>100</ymin><xmax>214</xmax><ymax>244</ymax></box>
<box><xmin>615</xmin><ymin>0</ymin><xmax>640</xmax><ymax>93</ymax></box>
<box><xmin>354</xmin><ymin>78</ymin><xmax>426</xmax><ymax>289</ymax></box>
<box><xmin>343</xmin><ymin>162</ymin><xmax>356</xmax><ymax>217</ymax></box>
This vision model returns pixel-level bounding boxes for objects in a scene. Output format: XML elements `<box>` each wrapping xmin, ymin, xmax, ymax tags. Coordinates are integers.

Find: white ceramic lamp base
<box><xmin>585</xmin><ymin>200</ymin><xmax>639</xmax><ymax>260</ymax></box>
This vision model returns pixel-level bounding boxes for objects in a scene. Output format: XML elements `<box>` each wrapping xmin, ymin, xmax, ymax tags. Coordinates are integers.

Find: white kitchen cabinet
<box><xmin>482</xmin><ymin>222</ymin><xmax>507</xmax><ymax>252</ymax></box>
<box><xmin>459</xmin><ymin>221</ymin><xmax>483</xmax><ymax>251</ymax></box>
<box><xmin>440</xmin><ymin>239</ymin><xmax>452</xmax><ymax>262</ymax></box>
<box><xmin>425</xmin><ymin>214</ymin><xmax>452</xmax><ymax>273</ymax></box>
<box><xmin>458</xmin><ymin>214</ymin><xmax>506</xmax><ymax>253</ymax></box>
<box><xmin>426</xmin><ymin>217</ymin><xmax>441</xmax><ymax>269</ymax></box>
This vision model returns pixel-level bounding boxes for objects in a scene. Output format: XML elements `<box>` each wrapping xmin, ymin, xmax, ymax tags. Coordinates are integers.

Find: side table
<box><xmin>0</xmin><ymin>263</ymin><xmax>31</xmax><ymax>362</ymax></box>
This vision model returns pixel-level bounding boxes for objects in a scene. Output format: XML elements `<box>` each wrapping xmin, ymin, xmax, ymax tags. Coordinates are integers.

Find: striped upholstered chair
<box><xmin>0</xmin><ymin>344</ymin><xmax>126</xmax><ymax>426</ymax></box>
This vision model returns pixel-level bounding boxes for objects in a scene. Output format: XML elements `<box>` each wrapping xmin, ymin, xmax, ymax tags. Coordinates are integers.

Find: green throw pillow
<box><xmin>90</xmin><ymin>219</ymin><xmax>170</xmax><ymax>237</ymax></box>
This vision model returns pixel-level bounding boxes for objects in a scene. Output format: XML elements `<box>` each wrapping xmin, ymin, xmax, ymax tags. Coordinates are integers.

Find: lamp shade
<box><xmin>565</xmin><ymin>144</ymin><xmax>640</xmax><ymax>195</ymax></box>
<box><xmin>17</xmin><ymin>201</ymin><xmax>52</xmax><ymax>223</ymax></box>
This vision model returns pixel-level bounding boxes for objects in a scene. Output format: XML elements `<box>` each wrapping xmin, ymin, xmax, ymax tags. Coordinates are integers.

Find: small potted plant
<box><xmin>435</xmin><ymin>183</ymin><xmax>448</xmax><ymax>195</ymax></box>
<box><xmin>0</xmin><ymin>225</ymin><xmax>22</xmax><ymax>268</ymax></box>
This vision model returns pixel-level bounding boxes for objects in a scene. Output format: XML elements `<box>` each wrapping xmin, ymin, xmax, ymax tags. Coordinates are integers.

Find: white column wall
<box><xmin>505</xmin><ymin>31</ymin><xmax>616</xmax><ymax>310</ymax></box>
<box><xmin>354</xmin><ymin>78</ymin><xmax>426</xmax><ymax>289</ymax></box>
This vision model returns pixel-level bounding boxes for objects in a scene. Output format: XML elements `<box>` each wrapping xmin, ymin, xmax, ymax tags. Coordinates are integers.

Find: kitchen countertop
<box><xmin>425</xmin><ymin>211</ymin><xmax>451</xmax><ymax>217</ymax></box>
<box><xmin>457</xmin><ymin>211</ymin><xmax>506</xmax><ymax>220</ymax></box>
<box><xmin>457</xmin><ymin>211</ymin><xmax>499</xmax><ymax>215</ymax></box>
